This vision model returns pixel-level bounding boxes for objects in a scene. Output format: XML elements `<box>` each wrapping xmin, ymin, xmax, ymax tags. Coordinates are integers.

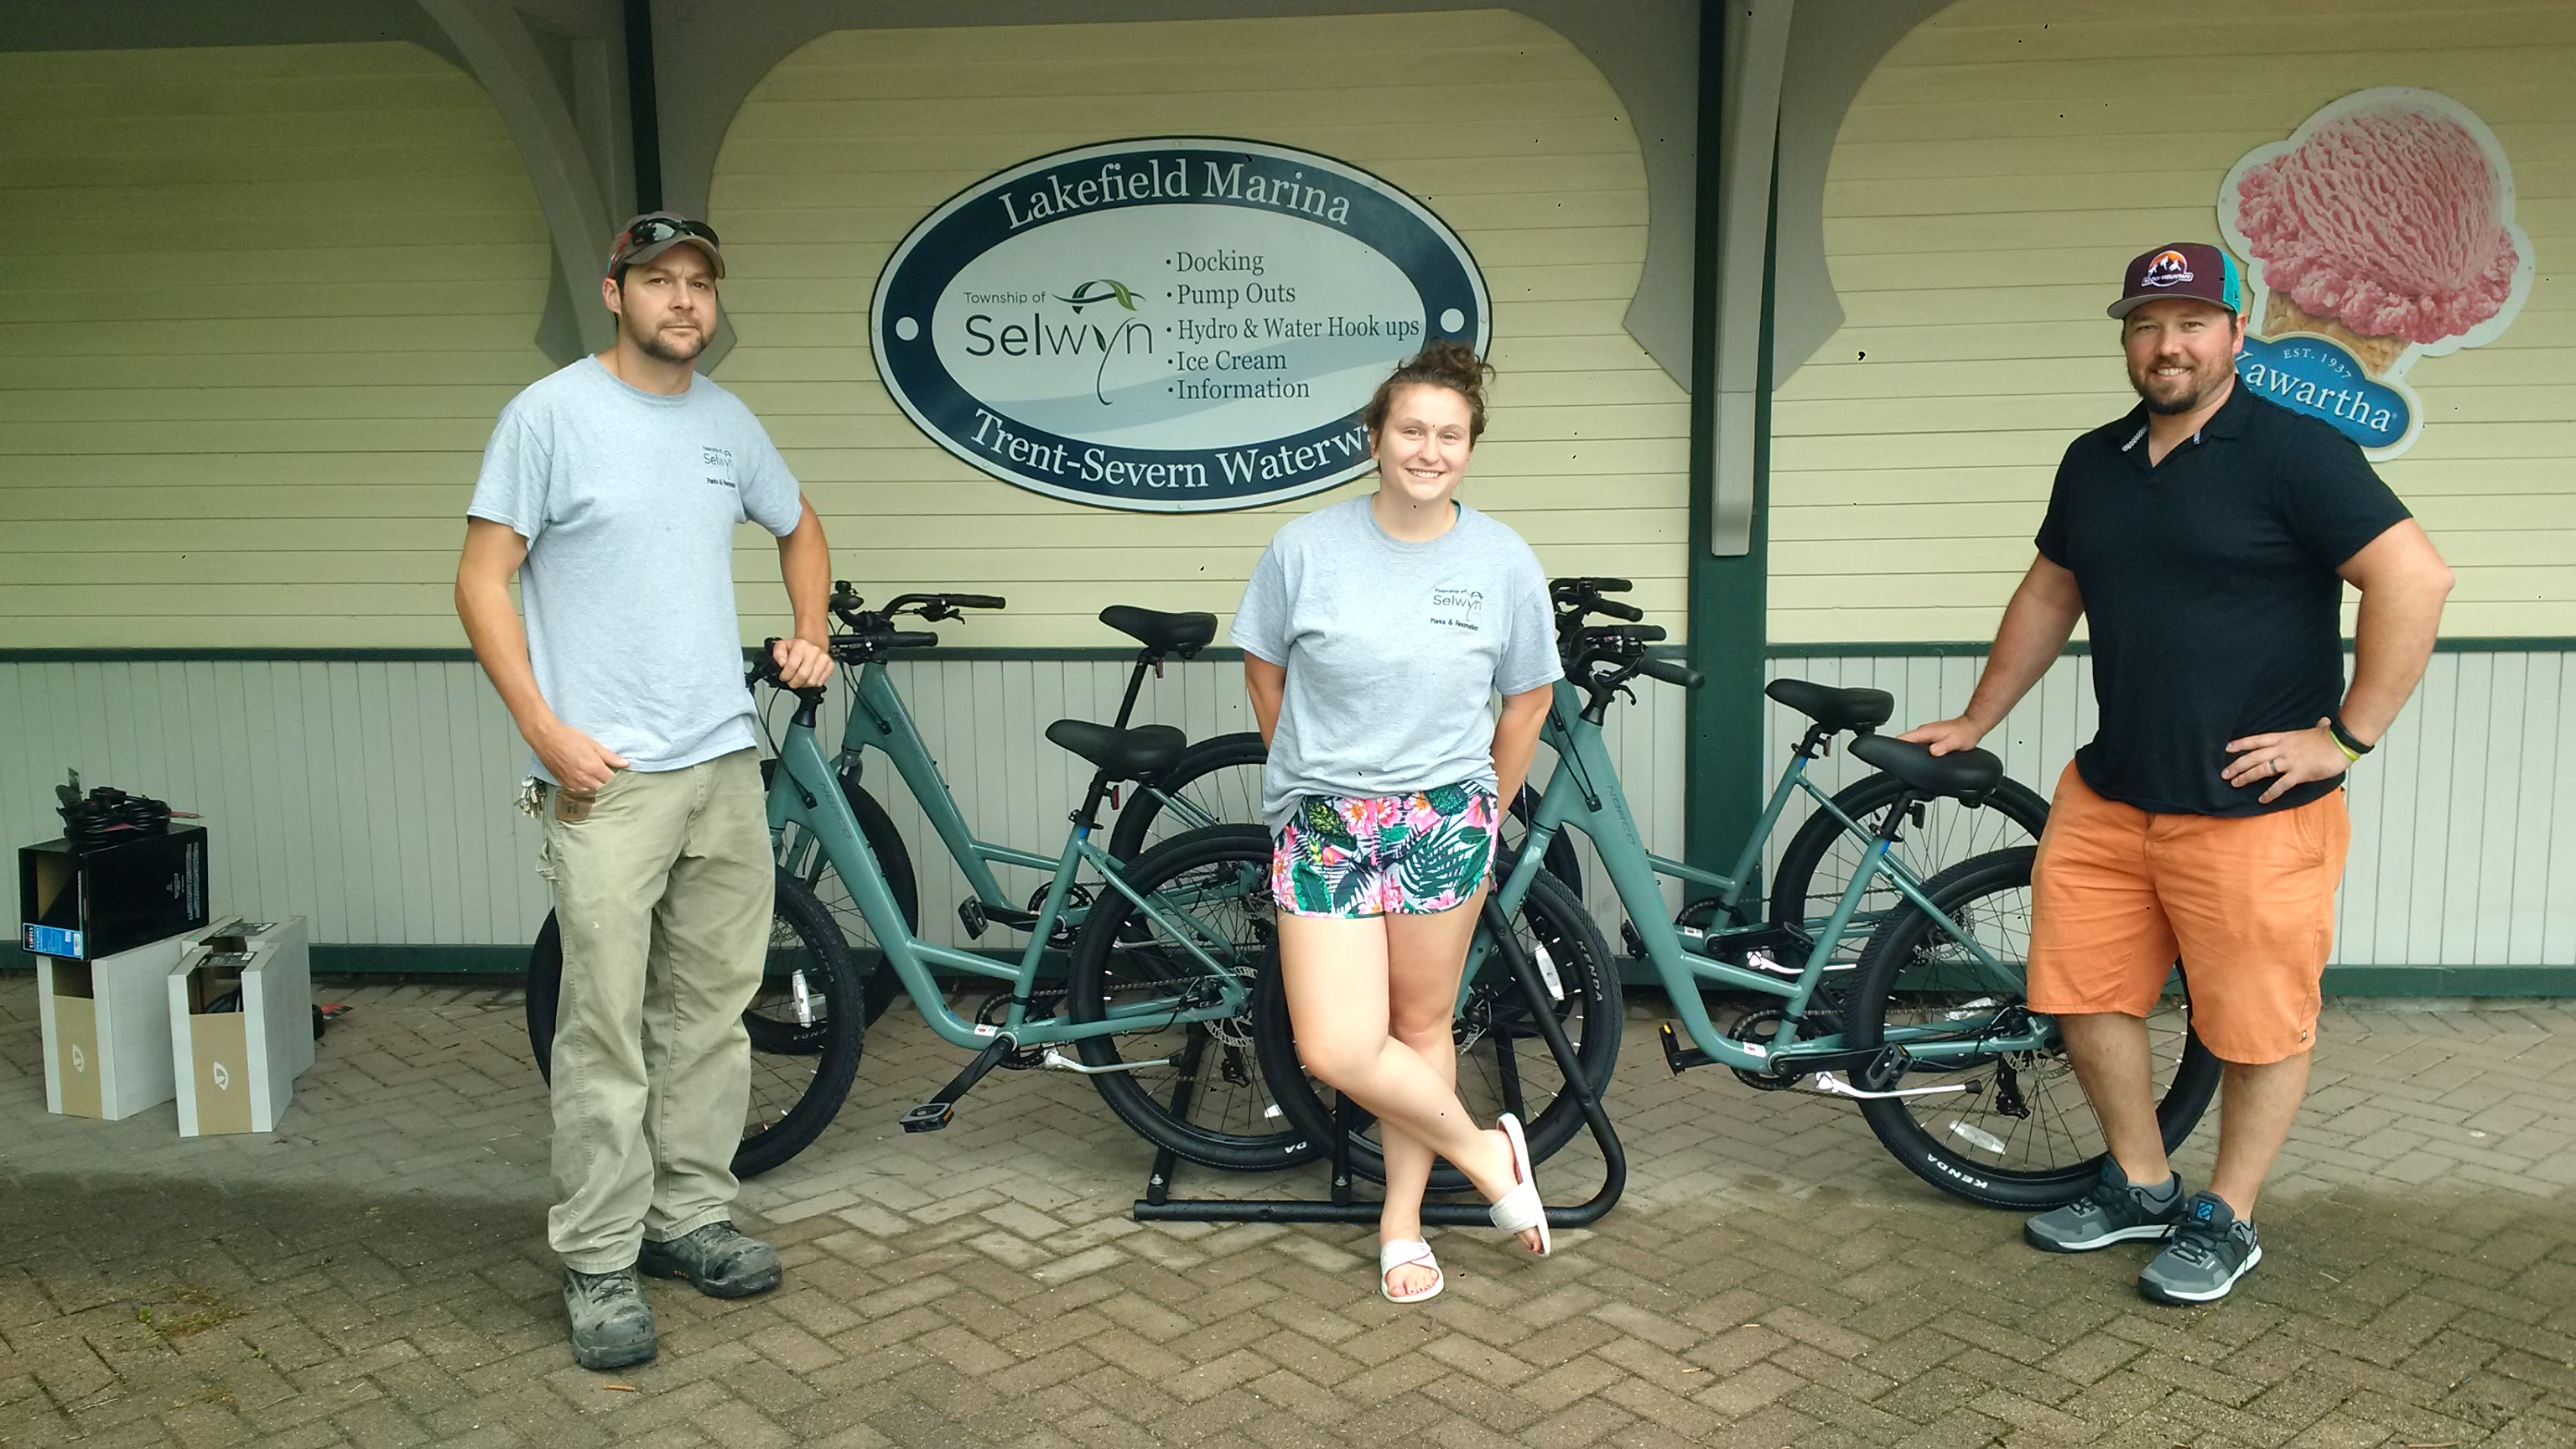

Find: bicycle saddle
<box><xmin>1765</xmin><ymin>678</ymin><xmax>1894</xmax><ymax>731</ymax></box>
<box><xmin>1847</xmin><ymin>734</ymin><xmax>2002</xmax><ymax>805</ymax></box>
<box><xmin>1045</xmin><ymin>719</ymin><xmax>1188</xmax><ymax>781</ymax></box>
<box><xmin>1099</xmin><ymin>605</ymin><xmax>1217</xmax><ymax>654</ymax></box>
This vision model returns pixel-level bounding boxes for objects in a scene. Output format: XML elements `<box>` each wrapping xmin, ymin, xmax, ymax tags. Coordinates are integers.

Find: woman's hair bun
<box><xmin>1363</xmin><ymin>340</ymin><xmax>1495</xmax><ymax>442</ymax></box>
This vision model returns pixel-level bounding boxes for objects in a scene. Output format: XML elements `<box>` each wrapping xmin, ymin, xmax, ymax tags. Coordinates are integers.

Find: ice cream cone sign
<box><xmin>2219</xmin><ymin>86</ymin><xmax>2535</xmax><ymax>461</ymax></box>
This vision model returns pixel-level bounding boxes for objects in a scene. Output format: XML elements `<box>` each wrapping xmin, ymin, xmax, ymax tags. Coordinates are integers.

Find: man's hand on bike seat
<box><xmin>1897</xmin><ymin>716</ymin><xmax>1988</xmax><ymax>758</ymax></box>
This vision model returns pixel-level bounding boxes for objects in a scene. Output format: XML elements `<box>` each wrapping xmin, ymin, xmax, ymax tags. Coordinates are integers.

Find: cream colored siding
<box><xmin>0</xmin><ymin>42</ymin><xmax>554</xmax><ymax>648</ymax></box>
<box><xmin>709</xmin><ymin>10</ymin><xmax>1690</xmax><ymax>648</ymax></box>
<box><xmin>1770</xmin><ymin>0</ymin><xmax>2576</xmax><ymax>645</ymax></box>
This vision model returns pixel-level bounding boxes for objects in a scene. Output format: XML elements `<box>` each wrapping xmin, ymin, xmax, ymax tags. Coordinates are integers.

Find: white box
<box><xmin>168</xmin><ymin>917</ymin><xmax>313</xmax><ymax>1136</ymax></box>
<box><xmin>35</xmin><ymin>934</ymin><xmax>185</xmax><ymax>1119</ymax></box>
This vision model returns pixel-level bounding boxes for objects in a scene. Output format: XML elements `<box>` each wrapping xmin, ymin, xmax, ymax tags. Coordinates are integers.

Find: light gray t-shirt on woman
<box><xmin>467</xmin><ymin>358</ymin><xmax>804</xmax><ymax>781</ymax></box>
<box><xmin>1230</xmin><ymin>496</ymin><xmax>1562</xmax><ymax>829</ymax></box>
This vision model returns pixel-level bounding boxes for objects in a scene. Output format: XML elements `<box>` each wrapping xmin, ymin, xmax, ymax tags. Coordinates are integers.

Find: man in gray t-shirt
<box><xmin>1231</xmin><ymin>496</ymin><xmax>1561</xmax><ymax>829</ymax></box>
<box><xmin>456</xmin><ymin>213</ymin><xmax>832</xmax><ymax>1372</ymax></box>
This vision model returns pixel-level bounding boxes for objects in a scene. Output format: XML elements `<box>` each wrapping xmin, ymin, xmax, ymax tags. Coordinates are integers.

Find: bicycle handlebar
<box><xmin>1637</xmin><ymin>657</ymin><xmax>1704</xmax><ymax>689</ymax></box>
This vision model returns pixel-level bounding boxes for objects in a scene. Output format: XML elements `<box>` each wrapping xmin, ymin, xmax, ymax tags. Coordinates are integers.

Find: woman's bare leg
<box><xmin>1276</xmin><ymin>906</ymin><xmax>1540</xmax><ymax>1278</ymax></box>
<box><xmin>1378</xmin><ymin>886</ymin><xmax>1521</xmax><ymax>1292</ymax></box>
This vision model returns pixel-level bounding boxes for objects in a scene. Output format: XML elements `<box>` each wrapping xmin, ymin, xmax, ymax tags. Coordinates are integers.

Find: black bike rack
<box><xmin>1132</xmin><ymin>897</ymin><xmax>1627</xmax><ymax>1228</ymax></box>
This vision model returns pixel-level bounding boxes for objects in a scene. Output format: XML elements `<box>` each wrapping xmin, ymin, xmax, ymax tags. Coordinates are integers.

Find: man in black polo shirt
<box><xmin>1905</xmin><ymin>242</ymin><xmax>2454</xmax><ymax>1303</ymax></box>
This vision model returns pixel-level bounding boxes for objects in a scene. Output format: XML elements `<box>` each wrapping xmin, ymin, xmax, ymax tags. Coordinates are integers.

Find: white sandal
<box><xmin>1487</xmin><ymin>1113</ymin><xmax>1551</xmax><ymax>1257</ymax></box>
<box><xmin>1379</xmin><ymin>1239</ymin><xmax>1444</xmax><ymax>1303</ymax></box>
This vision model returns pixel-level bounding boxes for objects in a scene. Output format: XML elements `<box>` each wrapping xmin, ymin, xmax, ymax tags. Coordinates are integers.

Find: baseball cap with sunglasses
<box><xmin>606</xmin><ymin>212</ymin><xmax>724</xmax><ymax>280</ymax></box>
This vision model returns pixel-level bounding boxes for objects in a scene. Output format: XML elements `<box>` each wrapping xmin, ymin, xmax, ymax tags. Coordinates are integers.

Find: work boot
<box><xmin>2138</xmin><ymin>1191</ymin><xmax>2262</xmax><ymax>1304</ymax></box>
<box><xmin>563</xmin><ymin>1266</ymin><xmax>657</xmax><ymax>1370</ymax></box>
<box><xmin>636</xmin><ymin>1222</ymin><xmax>782</xmax><ymax>1299</ymax></box>
<box><xmin>2023</xmin><ymin>1159</ymin><xmax>2184</xmax><ymax>1253</ymax></box>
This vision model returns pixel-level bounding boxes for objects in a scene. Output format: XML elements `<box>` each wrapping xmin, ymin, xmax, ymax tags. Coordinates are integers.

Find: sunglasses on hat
<box><xmin>607</xmin><ymin>215</ymin><xmax>724</xmax><ymax>277</ymax></box>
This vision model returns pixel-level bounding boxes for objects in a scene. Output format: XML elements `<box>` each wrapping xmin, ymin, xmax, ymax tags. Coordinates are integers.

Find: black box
<box><xmin>20</xmin><ymin>827</ymin><xmax>209</xmax><ymax>961</ymax></box>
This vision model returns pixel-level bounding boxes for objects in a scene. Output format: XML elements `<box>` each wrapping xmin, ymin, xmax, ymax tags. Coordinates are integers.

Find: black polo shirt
<box><xmin>2035</xmin><ymin>382</ymin><xmax>2411</xmax><ymax>817</ymax></box>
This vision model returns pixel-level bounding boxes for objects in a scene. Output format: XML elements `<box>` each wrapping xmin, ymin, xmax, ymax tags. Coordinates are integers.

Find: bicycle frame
<box><xmin>1478</xmin><ymin>679</ymin><xmax>2049</xmax><ymax>1075</ymax></box>
<box><xmin>811</xmin><ymin>659</ymin><xmax>1041</xmax><ymax>911</ymax></box>
<box><xmin>767</xmin><ymin>688</ymin><xmax>1256</xmax><ymax>1052</ymax></box>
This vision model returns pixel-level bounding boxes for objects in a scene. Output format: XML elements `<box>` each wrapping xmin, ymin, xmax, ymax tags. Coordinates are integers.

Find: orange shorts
<box><xmin>2027</xmin><ymin>763</ymin><xmax>2349</xmax><ymax>1065</ymax></box>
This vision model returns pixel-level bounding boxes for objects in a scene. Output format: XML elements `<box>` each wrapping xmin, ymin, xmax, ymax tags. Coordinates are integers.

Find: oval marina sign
<box><xmin>871</xmin><ymin>138</ymin><xmax>1490</xmax><ymax>512</ymax></box>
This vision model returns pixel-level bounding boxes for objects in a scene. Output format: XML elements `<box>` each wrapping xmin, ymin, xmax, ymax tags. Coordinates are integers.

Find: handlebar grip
<box><xmin>1639</xmin><ymin>657</ymin><xmax>1704</xmax><ymax>689</ymax></box>
<box><xmin>752</xmin><ymin>637</ymin><xmax>786</xmax><ymax>683</ymax></box>
<box><xmin>1594</xmin><ymin>600</ymin><xmax>1644</xmax><ymax>622</ymax></box>
<box><xmin>884</xmin><ymin>631</ymin><xmax>941</xmax><ymax>650</ymax></box>
<box><xmin>947</xmin><ymin>594</ymin><xmax>1006</xmax><ymax>610</ymax></box>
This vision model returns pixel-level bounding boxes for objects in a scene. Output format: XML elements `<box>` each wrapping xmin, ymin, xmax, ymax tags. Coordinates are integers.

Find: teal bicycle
<box><xmin>527</xmin><ymin>595</ymin><xmax>1619</xmax><ymax>1178</ymax></box>
<box><xmin>1252</xmin><ymin>579</ymin><xmax>2220</xmax><ymax>1208</ymax></box>
<box><xmin>766</xmin><ymin>587</ymin><xmax>1259</xmax><ymax>1026</ymax></box>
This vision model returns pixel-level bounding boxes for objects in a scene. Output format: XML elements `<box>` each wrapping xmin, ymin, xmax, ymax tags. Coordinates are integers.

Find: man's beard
<box><xmin>2132</xmin><ymin>358</ymin><xmax>2226</xmax><ymax>415</ymax></box>
<box><xmin>633</xmin><ymin>319</ymin><xmax>707</xmax><ymax>364</ymax></box>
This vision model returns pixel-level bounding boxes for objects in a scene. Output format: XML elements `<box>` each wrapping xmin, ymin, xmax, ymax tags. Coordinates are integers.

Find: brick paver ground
<box><xmin>3</xmin><ymin>976</ymin><xmax>2571</xmax><ymax>1447</ymax></box>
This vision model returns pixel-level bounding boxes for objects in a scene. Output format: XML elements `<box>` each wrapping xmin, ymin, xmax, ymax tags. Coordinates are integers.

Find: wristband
<box><xmin>2328</xmin><ymin>718</ymin><xmax>2372</xmax><ymax>759</ymax></box>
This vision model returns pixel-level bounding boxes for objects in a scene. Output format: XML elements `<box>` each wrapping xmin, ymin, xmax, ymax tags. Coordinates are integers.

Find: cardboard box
<box><xmin>21</xmin><ymin>827</ymin><xmax>209</xmax><ymax>961</ymax></box>
<box><xmin>169</xmin><ymin>917</ymin><xmax>313</xmax><ymax>1136</ymax></box>
<box><xmin>35</xmin><ymin>934</ymin><xmax>186</xmax><ymax>1119</ymax></box>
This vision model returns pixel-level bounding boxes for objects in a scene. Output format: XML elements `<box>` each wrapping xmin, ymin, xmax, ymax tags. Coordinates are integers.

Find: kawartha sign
<box><xmin>2219</xmin><ymin>87</ymin><xmax>2533</xmax><ymax>460</ymax></box>
<box><xmin>871</xmin><ymin>138</ymin><xmax>1490</xmax><ymax>512</ymax></box>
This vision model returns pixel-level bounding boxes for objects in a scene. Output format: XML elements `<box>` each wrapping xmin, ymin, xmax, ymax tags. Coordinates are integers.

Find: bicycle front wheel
<box><xmin>1065</xmin><ymin>823</ymin><xmax>1309</xmax><ymax>1171</ymax></box>
<box><xmin>1250</xmin><ymin>867</ymin><xmax>1620</xmax><ymax>1191</ymax></box>
<box><xmin>1845</xmin><ymin>847</ymin><xmax>2220</xmax><ymax>1209</ymax></box>
<box><xmin>525</xmin><ymin>867</ymin><xmax>864</xmax><ymax>1180</ymax></box>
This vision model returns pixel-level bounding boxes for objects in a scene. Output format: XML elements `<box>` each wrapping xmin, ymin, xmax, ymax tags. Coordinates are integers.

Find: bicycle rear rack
<box><xmin>1132</xmin><ymin>897</ymin><xmax>1628</xmax><ymax>1229</ymax></box>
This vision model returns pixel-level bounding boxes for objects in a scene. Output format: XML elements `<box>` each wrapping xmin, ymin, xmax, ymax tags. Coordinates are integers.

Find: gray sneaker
<box><xmin>2023</xmin><ymin>1161</ymin><xmax>2184</xmax><ymax>1253</ymax></box>
<box><xmin>2139</xmin><ymin>1192</ymin><xmax>2262</xmax><ymax>1304</ymax></box>
<box><xmin>563</xmin><ymin>1267</ymin><xmax>657</xmax><ymax>1370</ymax></box>
<box><xmin>637</xmin><ymin>1222</ymin><xmax>782</xmax><ymax>1299</ymax></box>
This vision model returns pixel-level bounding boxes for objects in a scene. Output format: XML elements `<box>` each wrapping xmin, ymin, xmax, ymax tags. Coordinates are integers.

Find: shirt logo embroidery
<box><xmin>1430</xmin><ymin>584</ymin><xmax>1484</xmax><ymax>631</ymax></box>
<box><xmin>702</xmin><ymin>445</ymin><xmax>736</xmax><ymax>488</ymax></box>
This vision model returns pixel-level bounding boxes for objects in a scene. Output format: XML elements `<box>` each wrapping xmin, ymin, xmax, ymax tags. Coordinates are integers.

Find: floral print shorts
<box><xmin>1270</xmin><ymin>782</ymin><xmax>1499</xmax><ymax>918</ymax></box>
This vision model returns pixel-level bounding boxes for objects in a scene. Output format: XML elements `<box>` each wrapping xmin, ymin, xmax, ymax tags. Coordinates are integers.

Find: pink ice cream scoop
<box><xmin>2234</xmin><ymin>101</ymin><xmax>2520</xmax><ymax>345</ymax></box>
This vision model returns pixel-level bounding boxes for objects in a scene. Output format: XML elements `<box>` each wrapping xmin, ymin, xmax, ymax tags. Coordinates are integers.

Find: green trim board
<box><xmin>1681</xmin><ymin>3</ymin><xmax>1772</xmax><ymax>885</ymax></box>
<box><xmin>1770</xmin><ymin>638</ymin><xmax>2574</xmax><ymax>659</ymax></box>
<box><xmin>9</xmin><ymin>638</ymin><xmax>2574</xmax><ymax>666</ymax></box>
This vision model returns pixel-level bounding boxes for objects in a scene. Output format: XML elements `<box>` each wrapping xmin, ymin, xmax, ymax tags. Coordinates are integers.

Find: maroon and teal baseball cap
<box><xmin>2107</xmin><ymin>242</ymin><xmax>2241</xmax><ymax>319</ymax></box>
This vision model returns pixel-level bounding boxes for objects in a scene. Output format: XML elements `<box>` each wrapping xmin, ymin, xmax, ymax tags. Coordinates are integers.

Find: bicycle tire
<box><xmin>1845</xmin><ymin>846</ymin><xmax>2220</xmax><ymax>1210</ymax></box>
<box><xmin>1768</xmin><ymin>769</ymin><xmax>2050</xmax><ymax>961</ymax></box>
<box><xmin>782</xmin><ymin>773</ymin><xmax>919</xmax><ymax>1026</ymax></box>
<box><xmin>525</xmin><ymin>866</ymin><xmax>865</xmax><ymax>1180</ymax></box>
<box><xmin>1109</xmin><ymin>730</ymin><xmax>1583</xmax><ymax>896</ymax></box>
<box><xmin>1065</xmin><ymin>823</ymin><xmax>1311</xmax><ymax>1171</ymax></box>
<box><xmin>1249</xmin><ymin>867</ymin><xmax>1620</xmax><ymax>1191</ymax></box>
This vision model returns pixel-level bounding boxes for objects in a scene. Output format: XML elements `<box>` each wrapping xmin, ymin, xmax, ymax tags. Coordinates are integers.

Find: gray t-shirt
<box><xmin>467</xmin><ymin>358</ymin><xmax>803</xmax><ymax>780</ymax></box>
<box><xmin>1231</xmin><ymin>496</ymin><xmax>1561</xmax><ymax>829</ymax></box>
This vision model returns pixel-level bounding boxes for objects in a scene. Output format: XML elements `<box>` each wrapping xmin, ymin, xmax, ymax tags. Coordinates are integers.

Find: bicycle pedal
<box><xmin>899</xmin><ymin>1101</ymin><xmax>956</xmax><ymax>1133</ymax></box>
<box><xmin>1659</xmin><ymin>1021</ymin><xmax>1715</xmax><ymax>1075</ymax></box>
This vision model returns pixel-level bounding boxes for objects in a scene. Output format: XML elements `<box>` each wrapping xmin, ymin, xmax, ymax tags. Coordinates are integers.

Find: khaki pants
<box><xmin>538</xmin><ymin>749</ymin><xmax>771</xmax><ymax>1272</ymax></box>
